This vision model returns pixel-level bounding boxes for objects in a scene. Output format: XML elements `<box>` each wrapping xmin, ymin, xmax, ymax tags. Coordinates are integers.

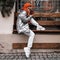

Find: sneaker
<box><xmin>36</xmin><ymin>26</ymin><xmax>45</xmax><ymax>30</ymax></box>
<box><xmin>24</xmin><ymin>47</ymin><xmax>30</xmax><ymax>58</ymax></box>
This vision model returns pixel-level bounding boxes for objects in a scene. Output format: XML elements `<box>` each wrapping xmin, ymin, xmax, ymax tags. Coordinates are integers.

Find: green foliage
<box><xmin>0</xmin><ymin>0</ymin><xmax>15</xmax><ymax>17</ymax></box>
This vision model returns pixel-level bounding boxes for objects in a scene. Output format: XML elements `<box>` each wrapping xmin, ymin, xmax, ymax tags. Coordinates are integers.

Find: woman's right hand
<box><xmin>30</xmin><ymin>15</ymin><xmax>33</xmax><ymax>18</ymax></box>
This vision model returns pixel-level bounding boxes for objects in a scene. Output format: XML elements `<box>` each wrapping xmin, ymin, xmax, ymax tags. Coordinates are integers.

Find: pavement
<box><xmin>0</xmin><ymin>49</ymin><xmax>60</xmax><ymax>60</ymax></box>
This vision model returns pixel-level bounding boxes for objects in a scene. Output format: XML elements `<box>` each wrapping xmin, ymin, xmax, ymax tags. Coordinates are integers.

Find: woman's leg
<box><xmin>23</xmin><ymin>30</ymin><xmax>35</xmax><ymax>58</ymax></box>
<box><xmin>24</xmin><ymin>30</ymin><xmax>35</xmax><ymax>48</ymax></box>
<box><xmin>30</xmin><ymin>18</ymin><xmax>45</xmax><ymax>30</ymax></box>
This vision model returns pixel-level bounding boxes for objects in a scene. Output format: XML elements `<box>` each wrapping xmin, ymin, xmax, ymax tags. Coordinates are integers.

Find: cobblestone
<box><xmin>0</xmin><ymin>52</ymin><xmax>60</xmax><ymax>60</ymax></box>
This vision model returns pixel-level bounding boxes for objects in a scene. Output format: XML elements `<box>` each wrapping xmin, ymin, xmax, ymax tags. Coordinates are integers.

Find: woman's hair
<box><xmin>22</xmin><ymin>3</ymin><xmax>34</xmax><ymax>15</ymax></box>
<box><xmin>0</xmin><ymin>0</ymin><xmax>15</xmax><ymax>17</ymax></box>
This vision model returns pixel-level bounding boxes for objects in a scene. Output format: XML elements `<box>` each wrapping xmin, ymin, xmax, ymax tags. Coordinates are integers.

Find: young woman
<box><xmin>16</xmin><ymin>2</ymin><xmax>45</xmax><ymax>58</ymax></box>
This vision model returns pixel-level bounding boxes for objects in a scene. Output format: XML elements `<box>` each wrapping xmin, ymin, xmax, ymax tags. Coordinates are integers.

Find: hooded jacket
<box><xmin>17</xmin><ymin>3</ymin><xmax>33</xmax><ymax>33</ymax></box>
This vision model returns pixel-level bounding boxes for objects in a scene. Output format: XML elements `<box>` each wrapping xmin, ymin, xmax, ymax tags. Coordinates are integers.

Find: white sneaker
<box><xmin>24</xmin><ymin>47</ymin><xmax>30</xmax><ymax>58</ymax></box>
<box><xmin>36</xmin><ymin>26</ymin><xmax>45</xmax><ymax>30</ymax></box>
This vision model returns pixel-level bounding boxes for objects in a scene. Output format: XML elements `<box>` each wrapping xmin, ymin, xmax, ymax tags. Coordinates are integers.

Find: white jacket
<box><xmin>16</xmin><ymin>10</ymin><xmax>45</xmax><ymax>33</ymax></box>
<box><xmin>16</xmin><ymin>10</ymin><xmax>32</xmax><ymax>33</ymax></box>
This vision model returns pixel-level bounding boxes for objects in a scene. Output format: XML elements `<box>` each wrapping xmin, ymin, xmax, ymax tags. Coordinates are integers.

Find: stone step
<box><xmin>0</xmin><ymin>34</ymin><xmax>60</xmax><ymax>50</ymax></box>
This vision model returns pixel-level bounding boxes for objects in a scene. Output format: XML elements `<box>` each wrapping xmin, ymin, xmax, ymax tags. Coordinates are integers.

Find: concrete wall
<box><xmin>0</xmin><ymin>34</ymin><xmax>60</xmax><ymax>49</ymax></box>
<box><xmin>0</xmin><ymin>6</ymin><xmax>15</xmax><ymax>34</ymax></box>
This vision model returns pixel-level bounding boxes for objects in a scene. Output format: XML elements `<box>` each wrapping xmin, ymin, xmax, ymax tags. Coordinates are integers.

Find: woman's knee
<box><xmin>30</xmin><ymin>30</ymin><xmax>35</xmax><ymax>37</ymax></box>
<box><xmin>32</xmin><ymin>32</ymin><xmax>35</xmax><ymax>37</ymax></box>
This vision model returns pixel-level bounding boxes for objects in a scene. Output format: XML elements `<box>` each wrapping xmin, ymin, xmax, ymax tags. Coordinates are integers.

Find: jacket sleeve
<box><xmin>19</xmin><ymin>11</ymin><xmax>32</xmax><ymax>22</ymax></box>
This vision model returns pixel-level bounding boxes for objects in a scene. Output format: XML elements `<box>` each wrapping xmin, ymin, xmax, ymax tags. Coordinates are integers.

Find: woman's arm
<box><xmin>19</xmin><ymin>11</ymin><xmax>32</xmax><ymax>22</ymax></box>
<box><xmin>20</xmin><ymin>15</ymin><xmax>32</xmax><ymax>22</ymax></box>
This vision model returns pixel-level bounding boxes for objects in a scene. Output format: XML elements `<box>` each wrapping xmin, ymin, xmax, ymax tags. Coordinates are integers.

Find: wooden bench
<box><xmin>13</xmin><ymin>12</ymin><xmax>60</xmax><ymax>34</ymax></box>
<box><xmin>13</xmin><ymin>12</ymin><xmax>60</xmax><ymax>49</ymax></box>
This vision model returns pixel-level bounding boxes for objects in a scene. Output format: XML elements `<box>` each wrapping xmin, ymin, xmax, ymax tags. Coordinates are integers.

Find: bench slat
<box><xmin>37</xmin><ymin>21</ymin><xmax>60</xmax><ymax>26</ymax></box>
<box><xmin>13</xmin><ymin>30</ymin><xmax>60</xmax><ymax>34</ymax></box>
<box><xmin>15</xmin><ymin>12</ymin><xmax>60</xmax><ymax>17</ymax></box>
<box><xmin>13</xmin><ymin>43</ymin><xmax>60</xmax><ymax>49</ymax></box>
<box><xmin>33</xmin><ymin>12</ymin><xmax>60</xmax><ymax>17</ymax></box>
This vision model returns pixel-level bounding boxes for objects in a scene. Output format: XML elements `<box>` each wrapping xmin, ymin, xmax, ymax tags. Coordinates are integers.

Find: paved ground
<box><xmin>0</xmin><ymin>51</ymin><xmax>60</xmax><ymax>60</ymax></box>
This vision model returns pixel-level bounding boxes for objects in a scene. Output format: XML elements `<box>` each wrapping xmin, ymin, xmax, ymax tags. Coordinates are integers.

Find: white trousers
<box><xmin>17</xmin><ymin>18</ymin><xmax>43</xmax><ymax>48</ymax></box>
<box><xmin>24</xmin><ymin>30</ymin><xmax>35</xmax><ymax>48</ymax></box>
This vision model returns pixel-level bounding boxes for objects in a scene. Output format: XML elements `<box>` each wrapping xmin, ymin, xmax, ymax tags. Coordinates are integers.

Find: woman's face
<box><xmin>28</xmin><ymin>6</ymin><xmax>33</xmax><ymax>10</ymax></box>
<box><xmin>28</xmin><ymin>6</ymin><xmax>34</xmax><ymax>15</ymax></box>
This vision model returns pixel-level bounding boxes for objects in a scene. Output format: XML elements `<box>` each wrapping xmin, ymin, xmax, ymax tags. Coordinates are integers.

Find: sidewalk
<box><xmin>0</xmin><ymin>49</ymin><xmax>60</xmax><ymax>60</ymax></box>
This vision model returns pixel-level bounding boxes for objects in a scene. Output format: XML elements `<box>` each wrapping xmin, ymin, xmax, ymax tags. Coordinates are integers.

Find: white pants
<box><xmin>17</xmin><ymin>17</ymin><xmax>43</xmax><ymax>48</ymax></box>
<box><xmin>17</xmin><ymin>23</ymin><xmax>35</xmax><ymax>48</ymax></box>
<box><xmin>24</xmin><ymin>30</ymin><xmax>35</xmax><ymax>48</ymax></box>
